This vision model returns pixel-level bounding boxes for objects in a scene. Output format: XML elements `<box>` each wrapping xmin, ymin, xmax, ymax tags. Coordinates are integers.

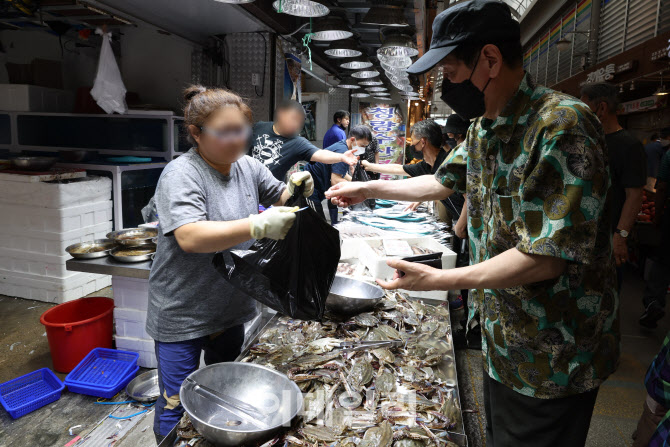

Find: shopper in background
<box><xmin>323</xmin><ymin>110</ymin><xmax>350</xmax><ymax>148</ymax></box>
<box><xmin>147</xmin><ymin>86</ymin><xmax>313</xmax><ymax>442</ymax></box>
<box><xmin>631</xmin><ymin>332</ymin><xmax>670</xmax><ymax>446</ymax></box>
<box><xmin>305</xmin><ymin>125</ymin><xmax>372</xmax><ymax>224</ymax></box>
<box><xmin>645</xmin><ymin>128</ymin><xmax>670</xmax><ymax>191</ymax></box>
<box><xmin>581</xmin><ymin>83</ymin><xmax>646</xmax><ymax>290</ymax></box>
<box><xmin>639</xmin><ymin>148</ymin><xmax>670</xmax><ymax>328</ymax></box>
<box><xmin>363</xmin><ymin>136</ymin><xmax>381</xmax><ymax>180</ymax></box>
<box><xmin>250</xmin><ymin>100</ymin><xmax>357</xmax><ymax>180</ymax></box>
<box><xmin>327</xmin><ymin>2</ymin><xmax>617</xmax><ymax>445</ymax></box>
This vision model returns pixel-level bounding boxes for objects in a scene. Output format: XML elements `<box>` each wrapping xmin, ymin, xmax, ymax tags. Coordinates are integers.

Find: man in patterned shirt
<box><xmin>326</xmin><ymin>1</ymin><xmax>618</xmax><ymax>445</ymax></box>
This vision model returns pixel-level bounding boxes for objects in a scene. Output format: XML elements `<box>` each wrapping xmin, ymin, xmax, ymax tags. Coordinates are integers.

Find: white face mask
<box><xmin>352</xmin><ymin>145</ymin><xmax>366</xmax><ymax>155</ymax></box>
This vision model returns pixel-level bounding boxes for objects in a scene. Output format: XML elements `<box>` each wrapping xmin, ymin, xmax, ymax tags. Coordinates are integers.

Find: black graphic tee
<box><xmin>251</xmin><ymin>121</ymin><xmax>320</xmax><ymax>180</ymax></box>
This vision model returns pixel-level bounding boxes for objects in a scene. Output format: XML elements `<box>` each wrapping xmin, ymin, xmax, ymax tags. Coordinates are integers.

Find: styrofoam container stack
<box><xmin>111</xmin><ymin>277</ymin><xmax>155</xmax><ymax>368</ymax></box>
<box><xmin>0</xmin><ymin>175</ymin><xmax>112</xmax><ymax>303</ymax></box>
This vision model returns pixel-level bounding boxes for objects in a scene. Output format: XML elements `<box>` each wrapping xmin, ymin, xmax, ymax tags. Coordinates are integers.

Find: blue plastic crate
<box><xmin>65</xmin><ymin>348</ymin><xmax>139</xmax><ymax>398</ymax></box>
<box><xmin>0</xmin><ymin>368</ymin><xmax>65</xmax><ymax>419</ymax></box>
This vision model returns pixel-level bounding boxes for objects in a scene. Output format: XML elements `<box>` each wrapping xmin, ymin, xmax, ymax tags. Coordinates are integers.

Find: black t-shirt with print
<box><xmin>250</xmin><ymin>121</ymin><xmax>320</xmax><ymax>180</ymax></box>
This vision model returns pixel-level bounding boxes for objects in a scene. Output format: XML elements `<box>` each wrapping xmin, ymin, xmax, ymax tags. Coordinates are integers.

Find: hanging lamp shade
<box><xmin>375</xmin><ymin>91</ymin><xmax>391</xmax><ymax>95</ymax></box>
<box><xmin>378</xmin><ymin>34</ymin><xmax>418</xmax><ymax>58</ymax></box>
<box><xmin>340</xmin><ymin>57</ymin><xmax>373</xmax><ymax>69</ymax></box>
<box><xmin>351</xmin><ymin>92</ymin><xmax>370</xmax><ymax>98</ymax></box>
<box><xmin>311</xmin><ymin>15</ymin><xmax>353</xmax><ymax>41</ymax></box>
<box><xmin>396</xmin><ymin>84</ymin><xmax>415</xmax><ymax>92</ymax></box>
<box><xmin>366</xmin><ymin>86</ymin><xmax>388</xmax><ymax>92</ymax></box>
<box><xmin>359</xmin><ymin>76</ymin><xmax>384</xmax><ymax>86</ymax></box>
<box><xmin>352</xmin><ymin>68</ymin><xmax>380</xmax><ymax>78</ymax></box>
<box><xmin>338</xmin><ymin>76</ymin><xmax>361</xmax><ymax>89</ymax></box>
<box><xmin>272</xmin><ymin>0</ymin><xmax>329</xmax><ymax>17</ymax></box>
<box><xmin>373</xmin><ymin>96</ymin><xmax>390</xmax><ymax>100</ymax></box>
<box><xmin>361</xmin><ymin>2</ymin><xmax>408</xmax><ymax>27</ymax></box>
<box><xmin>381</xmin><ymin>62</ymin><xmax>407</xmax><ymax>75</ymax></box>
<box><xmin>378</xmin><ymin>54</ymin><xmax>412</xmax><ymax>69</ymax></box>
<box><xmin>324</xmin><ymin>39</ymin><xmax>362</xmax><ymax>57</ymax></box>
<box><xmin>387</xmin><ymin>74</ymin><xmax>410</xmax><ymax>85</ymax></box>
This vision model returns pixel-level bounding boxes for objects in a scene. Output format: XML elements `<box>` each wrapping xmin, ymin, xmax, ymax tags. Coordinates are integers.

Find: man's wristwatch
<box><xmin>615</xmin><ymin>228</ymin><xmax>629</xmax><ymax>238</ymax></box>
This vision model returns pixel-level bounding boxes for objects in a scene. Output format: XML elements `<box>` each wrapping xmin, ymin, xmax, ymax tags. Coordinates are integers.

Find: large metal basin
<box><xmin>180</xmin><ymin>363</ymin><xmax>303</xmax><ymax>446</ymax></box>
<box><xmin>326</xmin><ymin>275</ymin><xmax>384</xmax><ymax>316</ymax></box>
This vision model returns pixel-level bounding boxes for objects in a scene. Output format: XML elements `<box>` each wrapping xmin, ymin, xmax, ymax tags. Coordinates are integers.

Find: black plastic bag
<box><xmin>213</xmin><ymin>187</ymin><xmax>340</xmax><ymax>321</ymax></box>
<box><xmin>351</xmin><ymin>160</ymin><xmax>376</xmax><ymax>210</ymax></box>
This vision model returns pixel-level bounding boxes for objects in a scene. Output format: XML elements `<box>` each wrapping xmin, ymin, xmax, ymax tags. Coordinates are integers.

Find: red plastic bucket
<box><xmin>40</xmin><ymin>297</ymin><xmax>114</xmax><ymax>373</ymax></box>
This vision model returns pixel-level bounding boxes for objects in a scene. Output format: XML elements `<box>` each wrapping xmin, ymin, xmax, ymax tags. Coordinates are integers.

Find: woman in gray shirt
<box><xmin>147</xmin><ymin>86</ymin><xmax>313</xmax><ymax>442</ymax></box>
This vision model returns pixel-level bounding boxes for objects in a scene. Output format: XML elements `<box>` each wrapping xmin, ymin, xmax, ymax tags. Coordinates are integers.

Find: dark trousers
<box><xmin>483</xmin><ymin>372</ymin><xmax>599</xmax><ymax>447</ymax></box>
<box><xmin>153</xmin><ymin>325</ymin><xmax>245</xmax><ymax>436</ymax></box>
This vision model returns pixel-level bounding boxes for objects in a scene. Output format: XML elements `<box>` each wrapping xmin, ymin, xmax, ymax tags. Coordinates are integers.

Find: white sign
<box><xmin>585</xmin><ymin>63</ymin><xmax>616</xmax><ymax>83</ymax></box>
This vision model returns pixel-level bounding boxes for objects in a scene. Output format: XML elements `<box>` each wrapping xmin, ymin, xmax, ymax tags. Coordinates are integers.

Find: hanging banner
<box><xmin>359</xmin><ymin>102</ymin><xmax>406</xmax><ymax>180</ymax></box>
<box><xmin>619</xmin><ymin>95</ymin><xmax>667</xmax><ymax>115</ymax></box>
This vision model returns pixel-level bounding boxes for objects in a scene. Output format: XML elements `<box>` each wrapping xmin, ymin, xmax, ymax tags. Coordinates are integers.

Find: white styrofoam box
<box><xmin>114</xmin><ymin>307</ymin><xmax>151</xmax><ymax>340</ymax></box>
<box><xmin>115</xmin><ymin>335</ymin><xmax>157</xmax><ymax>369</ymax></box>
<box><xmin>112</xmin><ymin>276</ymin><xmax>149</xmax><ymax>311</ymax></box>
<box><xmin>0</xmin><ymin>176</ymin><xmax>111</xmax><ymax>208</ymax></box>
<box><xmin>0</xmin><ymin>84</ymin><xmax>74</xmax><ymax>112</ymax></box>
<box><xmin>0</xmin><ymin>269</ymin><xmax>111</xmax><ymax>303</ymax></box>
<box><xmin>358</xmin><ymin>237</ymin><xmax>457</xmax><ymax>281</ymax></box>
<box><xmin>0</xmin><ymin>247</ymin><xmax>72</xmax><ymax>278</ymax></box>
<box><xmin>0</xmin><ymin>200</ymin><xmax>112</xmax><ymax>234</ymax></box>
<box><xmin>0</xmin><ymin>221</ymin><xmax>112</xmax><ymax>255</ymax></box>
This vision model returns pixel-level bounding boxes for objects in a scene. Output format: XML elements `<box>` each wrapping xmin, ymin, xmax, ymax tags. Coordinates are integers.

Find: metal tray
<box><xmin>126</xmin><ymin>369</ymin><xmax>159</xmax><ymax>403</ymax></box>
<box><xmin>106</xmin><ymin>228</ymin><xmax>158</xmax><ymax>246</ymax></box>
<box><xmin>65</xmin><ymin>239</ymin><xmax>115</xmax><ymax>259</ymax></box>
<box><xmin>109</xmin><ymin>246</ymin><xmax>155</xmax><ymax>263</ymax></box>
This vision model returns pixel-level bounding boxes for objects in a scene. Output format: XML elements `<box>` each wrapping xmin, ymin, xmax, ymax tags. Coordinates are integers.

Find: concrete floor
<box><xmin>0</xmin><ymin>268</ymin><xmax>668</xmax><ymax>446</ymax></box>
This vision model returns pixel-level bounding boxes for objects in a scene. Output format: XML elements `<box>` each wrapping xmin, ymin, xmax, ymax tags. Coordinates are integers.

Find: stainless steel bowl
<box><xmin>106</xmin><ymin>228</ymin><xmax>158</xmax><ymax>246</ymax></box>
<box><xmin>180</xmin><ymin>363</ymin><xmax>303</xmax><ymax>446</ymax></box>
<box><xmin>126</xmin><ymin>369</ymin><xmax>159</xmax><ymax>403</ymax></box>
<box><xmin>110</xmin><ymin>245</ymin><xmax>155</xmax><ymax>263</ymax></box>
<box><xmin>65</xmin><ymin>239</ymin><xmax>115</xmax><ymax>259</ymax></box>
<box><xmin>10</xmin><ymin>156</ymin><xmax>58</xmax><ymax>171</ymax></box>
<box><xmin>325</xmin><ymin>275</ymin><xmax>385</xmax><ymax>316</ymax></box>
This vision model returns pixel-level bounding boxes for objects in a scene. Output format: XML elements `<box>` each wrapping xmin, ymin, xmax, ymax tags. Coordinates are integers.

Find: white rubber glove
<box><xmin>249</xmin><ymin>207</ymin><xmax>297</xmax><ymax>240</ymax></box>
<box><xmin>288</xmin><ymin>171</ymin><xmax>314</xmax><ymax>197</ymax></box>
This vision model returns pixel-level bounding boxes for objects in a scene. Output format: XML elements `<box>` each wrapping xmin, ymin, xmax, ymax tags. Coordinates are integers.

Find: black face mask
<box><xmin>446</xmin><ymin>138</ymin><xmax>457</xmax><ymax>148</ymax></box>
<box><xmin>440</xmin><ymin>54</ymin><xmax>491</xmax><ymax>120</ymax></box>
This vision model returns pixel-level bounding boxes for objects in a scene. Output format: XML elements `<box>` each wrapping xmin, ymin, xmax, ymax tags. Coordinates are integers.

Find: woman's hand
<box><xmin>249</xmin><ymin>207</ymin><xmax>297</xmax><ymax>240</ymax></box>
<box><xmin>325</xmin><ymin>182</ymin><xmax>367</xmax><ymax>207</ymax></box>
<box><xmin>376</xmin><ymin>259</ymin><xmax>445</xmax><ymax>291</ymax></box>
<box><xmin>288</xmin><ymin>171</ymin><xmax>314</xmax><ymax>197</ymax></box>
<box><xmin>404</xmin><ymin>202</ymin><xmax>421</xmax><ymax>212</ymax></box>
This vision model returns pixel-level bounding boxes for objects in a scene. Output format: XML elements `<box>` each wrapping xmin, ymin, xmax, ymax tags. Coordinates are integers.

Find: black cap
<box><xmin>443</xmin><ymin>114</ymin><xmax>470</xmax><ymax>135</ymax></box>
<box><xmin>407</xmin><ymin>0</ymin><xmax>520</xmax><ymax>75</ymax></box>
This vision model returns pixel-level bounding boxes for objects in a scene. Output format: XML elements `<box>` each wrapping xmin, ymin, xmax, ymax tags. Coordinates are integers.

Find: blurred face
<box><xmin>339</xmin><ymin>116</ymin><xmax>350</xmax><ymax>128</ymax></box>
<box><xmin>580</xmin><ymin>95</ymin><xmax>607</xmax><ymax>122</ymax></box>
<box><xmin>189</xmin><ymin>107</ymin><xmax>251</xmax><ymax>165</ymax></box>
<box><xmin>447</xmin><ymin>132</ymin><xmax>455</xmax><ymax>139</ymax></box>
<box><xmin>276</xmin><ymin>108</ymin><xmax>306</xmax><ymax>137</ymax></box>
<box><xmin>348</xmin><ymin>136</ymin><xmax>370</xmax><ymax>153</ymax></box>
<box><xmin>411</xmin><ymin>132</ymin><xmax>425</xmax><ymax>152</ymax></box>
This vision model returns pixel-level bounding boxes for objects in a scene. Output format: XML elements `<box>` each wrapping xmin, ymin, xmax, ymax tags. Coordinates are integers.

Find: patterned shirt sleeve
<box><xmin>434</xmin><ymin>143</ymin><xmax>467</xmax><ymax>194</ymax></box>
<box><xmin>515</xmin><ymin>133</ymin><xmax>609</xmax><ymax>264</ymax></box>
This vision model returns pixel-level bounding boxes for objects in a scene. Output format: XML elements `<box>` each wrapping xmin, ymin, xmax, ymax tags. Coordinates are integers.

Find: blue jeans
<box><xmin>153</xmin><ymin>325</ymin><xmax>245</xmax><ymax>436</ymax></box>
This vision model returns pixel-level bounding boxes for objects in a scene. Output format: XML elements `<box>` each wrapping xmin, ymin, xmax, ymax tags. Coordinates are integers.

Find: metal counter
<box><xmin>159</xmin><ymin>297</ymin><xmax>468</xmax><ymax>447</ymax></box>
<box><xmin>66</xmin><ymin>256</ymin><xmax>151</xmax><ymax>279</ymax></box>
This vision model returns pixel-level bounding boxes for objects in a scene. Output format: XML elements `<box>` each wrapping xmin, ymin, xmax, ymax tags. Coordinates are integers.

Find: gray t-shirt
<box><xmin>146</xmin><ymin>149</ymin><xmax>285</xmax><ymax>342</ymax></box>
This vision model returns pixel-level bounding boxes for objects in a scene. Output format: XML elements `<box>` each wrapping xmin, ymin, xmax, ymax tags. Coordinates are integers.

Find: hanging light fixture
<box><xmin>351</xmin><ymin>92</ymin><xmax>370</xmax><ymax>98</ymax></box>
<box><xmin>396</xmin><ymin>84</ymin><xmax>415</xmax><ymax>92</ymax></box>
<box><xmin>378</xmin><ymin>33</ymin><xmax>418</xmax><ymax>58</ymax></box>
<box><xmin>272</xmin><ymin>0</ymin><xmax>329</xmax><ymax>17</ymax></box>
<box><xmin>373</xmin><ymin>96</ymin><xmax>390</xmax><ymax>100</ymax></box>
<box><xmin>338</xmin><ymin>76</ymin><xmax>361</xmax><ymax>89</ymax></box>
<box><xmin>388</xmin><ymin>74</ymin><xmax>410</xmax><ymax>85</ymax></box>
<box><xmin>382</xmin><ymin>62</ymin><xmax>407</xmax><ymax>75</ymax></box>
<box><xmin>361</xmin><ymin>1</ymin><xmax>408</xmax><ymax>27</ymax></box>
<box><xmin>310</xmin><ymin>15</ymin><xmax>353</xmax><ymax>41</ymax></box>
<box><xmin>359</xmin><ymin>76</ymin><xmax>384</xmax><ymax>86</ymax></box>
<box><xmin>340</xmin><ymin>57</ymin><xmax>373</xmax><ymax>69</ymax></box>
<box><xmin>324</xmin><ymin>39</ymin><xmax>362</xmax><ymax>58</ymax></box>
<box><xmin>378</xmin><ymin>54</ymin><xmax>412</xmax><ymax>69</ymax></box>
<box><xmin>375</xmin><ymin>91</ymin><xmax>391</xmax><ymax>95</ymax></box>
<box><xmin>352</xmin><ymin>68</ymin><xmax>381</xmax><ymax>78</ymax></box>
<box><xmin>366</xmin><ymin>86</ymin><xmax>388</xmax><ymax>92</ymax></box>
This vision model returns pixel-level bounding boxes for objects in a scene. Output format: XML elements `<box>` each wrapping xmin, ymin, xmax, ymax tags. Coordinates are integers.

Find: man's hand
<box><xmin>288</xmin><ymin>171</ymin><xmax>314</xmax><ymax>197</ymax></box>
<box><xmin>376</xmin><ymin>259</ymin><xmax>444</xmax><ymax>291</ymax></box>
<box><xmin>341</xmin><ymin>149</ymin><xmax>358</xmax><ymax>166</ymax></box>
<box><xmin>613</xmin><ymin>233</ymin><xmax>628</xmax><ymax>266</ymax></box>
<box><xmin>249</xmin><ymin>207</ymin><xmax>297</xmax><ymax>240</ymax></box>
<box><xmin>404</xmin><ymin>202</ymin><xmax>421</xmax><ymax>212</ymax></box>
<box><xmin>325</xmin><ymin>182</ymin><xmax>367</xmax><ymax>207</ymax></box>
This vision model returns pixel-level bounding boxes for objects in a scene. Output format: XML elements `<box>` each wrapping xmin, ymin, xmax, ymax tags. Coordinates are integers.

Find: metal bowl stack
<box><xmin>105</xmin><ymin>228</ymin><xmax>158</xmax><ymax>262</ymax></box>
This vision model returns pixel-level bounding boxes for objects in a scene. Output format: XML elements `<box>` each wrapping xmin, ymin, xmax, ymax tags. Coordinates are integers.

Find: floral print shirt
<box><xmin>436</xmin><ymin>73</ymin><xmax>619</xmax><ymax>398</ymax></box>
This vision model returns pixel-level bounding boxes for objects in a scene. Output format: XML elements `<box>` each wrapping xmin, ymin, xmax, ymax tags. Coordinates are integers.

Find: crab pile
<box><xmin>237</xmin><ymin>292</ymin><xmax>463</xmax><ymax>447</ymax></box>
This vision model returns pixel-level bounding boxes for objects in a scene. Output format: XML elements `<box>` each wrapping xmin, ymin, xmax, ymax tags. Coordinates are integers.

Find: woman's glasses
<box><xmin>200</xmin><ymin>125</ymin><xmax>252</xmax><ymax>143</ymax></box>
